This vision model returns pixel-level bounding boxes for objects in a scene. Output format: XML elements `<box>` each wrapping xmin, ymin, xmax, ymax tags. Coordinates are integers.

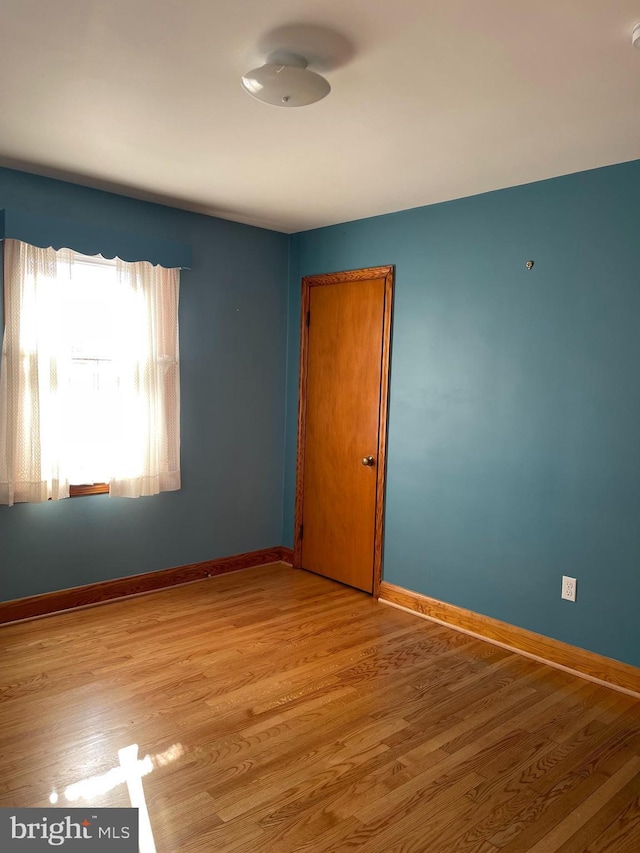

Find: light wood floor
<box><xmin>1</xmin><ymin>563</ymin><xmax>639</xmax><ymax>852</ymax></box>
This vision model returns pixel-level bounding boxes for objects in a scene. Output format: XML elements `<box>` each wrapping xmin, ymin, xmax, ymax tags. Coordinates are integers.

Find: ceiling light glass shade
<box><xmin>241</xmin><ymin>53</ymin><xmax>330</xmax><ymax>107</ymax></box>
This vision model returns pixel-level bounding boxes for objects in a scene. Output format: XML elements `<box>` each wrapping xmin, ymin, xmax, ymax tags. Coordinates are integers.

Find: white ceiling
<box><xmin>1</xmin><ymin>1</ymin><xmax>639</xmax><ymax>233</ymax></box>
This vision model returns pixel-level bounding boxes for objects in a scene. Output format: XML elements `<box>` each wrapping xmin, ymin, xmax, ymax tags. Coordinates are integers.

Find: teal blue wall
<box><xmin>0</xmin><ymin>167</ymin><xmax>289</xmax><ymax>601</ymax></box>
<box><xmin>283</xmin><ymin>160</ymin><xmax>640</xmax><ymax>668</ymax></box>
<box><xmin>3</xmin><ymin>159</ymin><xmax>640</xmax><ymax>670</ymax></box>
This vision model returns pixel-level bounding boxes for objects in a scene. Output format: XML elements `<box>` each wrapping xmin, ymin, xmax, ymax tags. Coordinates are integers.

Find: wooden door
<box><xmin>294</xmin><ymin>266</ymin><xmax>394</xmax><ymax>595</ymax></box>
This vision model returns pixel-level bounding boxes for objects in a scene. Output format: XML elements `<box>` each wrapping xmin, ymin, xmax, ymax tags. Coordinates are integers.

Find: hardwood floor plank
<box><xmin>525</xmin><ymin>757</ymin><xmax>640</xmax><ymax>851</ymax></box>
<box><xmin>584</xmin><ymin>786</ymin><xmax>640</xmax><ymax>853</ymax></box>
<box><xmin>487</xmin><ymin>729</ymin><xmax>640</xmax><ymax>851</ymax></box>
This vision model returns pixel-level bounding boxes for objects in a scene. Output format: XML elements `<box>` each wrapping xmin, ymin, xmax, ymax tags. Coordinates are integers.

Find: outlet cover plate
<box><xmin>562</xmin><ymin>575</ymin><xmax>577</xmax><ymax>602</ymax></box>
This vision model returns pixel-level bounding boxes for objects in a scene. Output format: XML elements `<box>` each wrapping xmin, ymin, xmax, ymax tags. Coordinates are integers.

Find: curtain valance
<box><xmin>0</xmin><ymin>209</ymin><xmax>191</xmax><ymax>269</ymax></box>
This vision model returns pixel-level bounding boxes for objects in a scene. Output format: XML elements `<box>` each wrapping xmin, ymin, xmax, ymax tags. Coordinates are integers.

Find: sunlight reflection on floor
<box><xmin>49</xmin><ymin>742</ymin><xmax>185</xmax><ymax>853</ymax></box>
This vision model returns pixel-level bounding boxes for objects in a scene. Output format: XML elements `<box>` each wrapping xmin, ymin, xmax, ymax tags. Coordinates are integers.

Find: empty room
<box><xmin>1</xmin><ymin>2</ymin><xmax>639</xmax><ymax>851</ymax></box>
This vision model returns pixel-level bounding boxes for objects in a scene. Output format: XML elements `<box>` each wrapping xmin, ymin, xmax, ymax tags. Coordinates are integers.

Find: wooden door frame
<box><xmin>293</xmin><ymin>265</ymin><xmax>394</xmax><ymax>598</ymax></box>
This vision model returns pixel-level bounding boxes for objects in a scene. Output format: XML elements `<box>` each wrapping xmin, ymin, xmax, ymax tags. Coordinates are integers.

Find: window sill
<box><xmin>70</xmin><ymin>484</ymin><xmax>109</xmax><ymax>497</ymax></box>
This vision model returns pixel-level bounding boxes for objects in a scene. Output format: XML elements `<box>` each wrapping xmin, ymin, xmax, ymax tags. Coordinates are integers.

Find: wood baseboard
<box><xmin>0</xmin><ymin>546</ymin><xmax>291</xmax><ymax>625</ymax></box>
<box><xmin>379</xmin><ymin>581</ymin><xmax>640</xmax><ymax>698</ymax></box>
<box><xmin>280</xmin><ymin>546</ymin><xmax>294</xmax><ymax>565</ymax></box>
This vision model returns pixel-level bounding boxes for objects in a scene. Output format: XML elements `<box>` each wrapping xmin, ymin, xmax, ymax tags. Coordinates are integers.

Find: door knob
<box><xmin>362</xmin><ymin>456</ymin><xmax>375</xmax><ymax>466</ymax></box>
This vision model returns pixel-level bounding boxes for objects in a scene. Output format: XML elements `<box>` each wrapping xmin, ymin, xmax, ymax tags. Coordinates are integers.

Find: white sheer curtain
<box><xmin>0</xmin><ymin>239</ymin><xmax>180</xmax><ymax>505</ymax></box>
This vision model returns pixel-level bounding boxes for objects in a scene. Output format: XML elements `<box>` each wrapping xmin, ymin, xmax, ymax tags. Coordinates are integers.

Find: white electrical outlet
<box><xmin>562</xmin><ymin>575</ymin><xmax>577</xmax><ymax>602</ymax></box>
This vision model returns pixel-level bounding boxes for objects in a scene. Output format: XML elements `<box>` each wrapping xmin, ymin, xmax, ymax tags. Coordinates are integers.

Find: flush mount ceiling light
<box><xmin>241</xmin><ymin>52</ymin><xmax>330</xmax><ymax>107</ymax></box>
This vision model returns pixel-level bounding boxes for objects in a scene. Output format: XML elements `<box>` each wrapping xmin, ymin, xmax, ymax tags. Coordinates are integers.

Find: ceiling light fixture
<box><xmin>241</xmin><ymin>52</ymin><xmax>330</xmax><ymax>107</ymax></box>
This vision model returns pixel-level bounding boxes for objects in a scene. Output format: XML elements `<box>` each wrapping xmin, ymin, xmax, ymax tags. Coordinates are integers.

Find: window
<box><xmin>65</xmin><ymin>253</ymin><xmax>129</xmax><ymax>495</ymax></box>
<box><xmin>0</xmin><ymin>240</ymin><xmax>181</xmax><ymax>505</ymax></box>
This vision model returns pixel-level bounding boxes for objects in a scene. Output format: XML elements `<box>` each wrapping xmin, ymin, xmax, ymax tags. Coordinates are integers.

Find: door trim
<box><xmin>293</xmin><ymin>265</ymin><xmax>394</xmax><ymax>598</ymax></box>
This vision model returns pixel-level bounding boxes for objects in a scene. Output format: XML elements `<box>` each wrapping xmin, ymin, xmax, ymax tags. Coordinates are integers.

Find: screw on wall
<box><xmin>525</xmin><ymin>260</ymin><xmax>535</xmax><ymax>270</ymax></box>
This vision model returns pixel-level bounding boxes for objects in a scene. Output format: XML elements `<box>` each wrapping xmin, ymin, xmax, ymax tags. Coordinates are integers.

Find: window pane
<box><xmin>64</xmin><ymin>255</ymin><xmax>124</xmax><ymax>485</ymax></box>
